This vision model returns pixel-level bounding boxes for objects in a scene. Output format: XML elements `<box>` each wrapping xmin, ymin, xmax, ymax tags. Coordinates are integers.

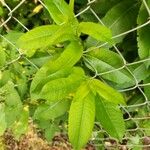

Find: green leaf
<box><xmin>133</xmin><ymin>63</ymin><xmax>150</xmax><ymax>82</ymax></box>
<box><xmin>16</xmin><ymin>78</ymin><xmax>28</xmax><ymax>99</ymax></box>
<box><xmin>31</xmin><ymin>68</ymin><xmax>71</xmax><ymax>101</ymax></box>
<box><xmin>91</xmin><ymin>0</ymin><xmax>121</xmax><ymax>15</ymax></box>
<box><xmin>12</xmin><ymin>106</ymin><xmax>29</xmax><ymax>139</ymax></box>
<box><xmin>85</xmin><ymin>48</ymin><xmax>134</xmax><ymax>88</ymax></box>
<box><xmin>90</xmin><ymin>79</ymin><xmax>125</xmax><ymax>105</ymax></box>
<box><xmin>31</xmin><ymin>41</ymin><xmax>83</xmax><ymax>100</ymax></box>
<box><xmin>68</xmin><ymin>82</ymin><xmax>95</xmax><ymax>150</ymax></box>
<box><xmin>95</xmin><ymin>95</ymin><xmax>125</xmax><ymax>140</ymax></box>
<box><xmin>137</xmin><ymin>0</ymin><xmax>150</xmax><ymax>67</ymax></box>
<box><xmin>127</xmin><ymin>94</ymin><xmax>145</xmax><ymax>112</ymax></box>
<box><xmin>0</xmin><ymin>7</ymin><xmax>4</xmax><ymax>16</ymax></box>
<box><xmin>79</xmin><ymin>0</ymin><xmax>122</xmax><ymax>24</ymax></box>
<box><xmin>4</xmin><ymin>31</ymin><xmax>24</xmax><ymax>45</ymax></box>
<box><xmin>144</xmin><ymin>76</ymin><xmax>150</xmax><ymax>100</ymax></box>
<box><xmin>87</xmin><ymin>48</ymin><xmax>124</xmax><ymax>68</ymax></box>
<box><xmin>44</xmin><ymin>0</ymin><xmax>74</xmax><ymax>24</ymax></box>
<box><xmin>78</xmin><ymin>22</ymin><xmax>113</xmax><ymax>43</ymax></box>
<box><xmin>0</xmin><ymin>104</ymin><xmax>7</xmax><ymax>136</ymax></box>
<box><xmin>102</xmin><ymin>0</ymin><xmax>140</xmax><ymax>43</ymax></box>
<box><xmin>36</xmin><ymin>120</ymin><xmax>59</xmax><ymax>142</ymax></box>
<box><xmin>0</xmin><ymin>46</ymin><xmax>6</xmax><ymax>68</ymax></box>
<box><xmin>17</xmin><ymin>25</ymin><xmax>57</xmax><ymax>55</ymax></box>
<box><xmin>30</xmin><ymin>55</ymin><xmax>55</xmax><ymax>68</ymax></box>
<box><xmin>69</xmin><ymin>0</ymin><xmax>75</xmax><ymax>12</ymax></box>
<box><xmin>34</xmin><ymin>99</ymin><xmax>70</xmax><ymax>120</ymax></box>
<box><xmin>44</xmin><ymin>123</ymin><xmax>57</xmax><ymax>141</ymax></box>
<box><xmin>2</xmin><ymin>82</ymin><xmax>22</xmax><ymax>127</ymax></box>
<box><xmin>0</xmin><ymin>70</ymin><xmax>10</xmax><ymax>88</ymax></box>
<box><xmin>17</xmin><ymin>24</ymin><xmax>76</xmax><ymax>56</ymax></box>
<box><xmin>2</xmin><ymin>82</ymin><xmax>22</xmax><ymax>107</ymax></box>
<box><xmin>39</xmin><ymin>67</ymin><xmax>85</xmax><ymax>102</ymax></box>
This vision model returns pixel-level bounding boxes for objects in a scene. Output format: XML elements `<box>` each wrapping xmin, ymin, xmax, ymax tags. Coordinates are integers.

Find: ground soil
<box><xmin>1</xmin><ymin>125</ymin><xmax>95</xmax><ymax>150</ymax></box>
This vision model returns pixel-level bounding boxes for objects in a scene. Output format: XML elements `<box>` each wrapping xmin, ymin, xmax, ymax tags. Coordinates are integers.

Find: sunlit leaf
<box><xmin>90</xmin><ymin>79</ymin><xmax>125</xmax><ymax>105</ymax></box>
<box><xmin>68</xmin><ymin>82</ymin><xmax>95</xmax><ymax>150</ymax></box>
<box><xmin>39</xmin><ymin>67</ymin><xmax>85</xmax><ymax>102</ymax></box>
<box><xmin>30</xmin><ymin>41</ymin><xmax>83</xmax><ymax>100</ymax></box>
<box><xmin>44</xmin><ymin>0</ymin><xmax>74</xmax><ymax>24</ymax></box>
<box><xmin>17</xmin><ymin>24</ymin><xmax>77</xmax><ymax>56</ymax></box>
<box><xmin>78</xmin><ymin>22</ymin><xmax>113</xmax><ymax>43</ymax></box>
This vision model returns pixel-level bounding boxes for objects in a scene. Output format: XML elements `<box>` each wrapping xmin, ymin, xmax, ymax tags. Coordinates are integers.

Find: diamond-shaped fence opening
<box><xmin>0</xmin><ymin>0</ymin><xmax>150</xmax><ymax>149</ymax></box>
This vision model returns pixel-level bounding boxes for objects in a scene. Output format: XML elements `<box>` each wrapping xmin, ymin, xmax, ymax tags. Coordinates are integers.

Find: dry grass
<box><xmin>1</xmin><ymin>122</ymin><xmax>95</xmax><ymax>150</ymax></box>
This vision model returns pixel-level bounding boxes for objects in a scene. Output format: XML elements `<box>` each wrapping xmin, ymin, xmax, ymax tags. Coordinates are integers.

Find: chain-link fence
<box><xmin>0</xmin><ymin>0</ymin><xmax>150</xmax><ymax>149</ymax></box>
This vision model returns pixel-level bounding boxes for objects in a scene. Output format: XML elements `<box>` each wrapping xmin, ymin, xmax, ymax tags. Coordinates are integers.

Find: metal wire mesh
<box><xmin>0</xmin><ymin>0</ymin><xmax>150</xmax><ymax>149</ymax></box>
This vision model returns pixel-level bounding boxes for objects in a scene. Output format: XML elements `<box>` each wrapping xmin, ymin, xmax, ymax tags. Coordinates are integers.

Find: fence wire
<box><xmin>0</xmin><ymin>0</ymin><xmax>150</xmax><ymax>149</ymax></box>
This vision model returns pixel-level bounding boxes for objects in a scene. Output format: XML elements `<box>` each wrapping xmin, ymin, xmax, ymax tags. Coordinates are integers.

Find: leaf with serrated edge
<box><xmin>44</xmin><ymin>0</ymin><xmax>75</xmax><ymax>24</ymax></box>
<box><xmin>90</xmin><ymin>79</ymin><xmax>125</xmax><ymax>105</ymax></box>
<box><xmin>17</xmin><ymin>24</ymin><xmax>76</xmax><ymax>56</ymax></box>
<box><xmin>103</xmin><ymin>0</ymin><xmax>140</xmax><ymax>44</ymax></box>
<box><xmin>78</xmin><ymin>22</ymin><xmax>113</xmax><ymax>44</ymax></box>
<box><xmin>96</xmin><ymin>94</ymin><xmax>125</xmax><ymax>140</ymax></box>
<box><xmin>30</xmin><ymin>41</ymin><xmax>83</xmax><ymax>100</ymax></box>
<box><xmin>137</xmin><ymin>0</ymin><xmax>150</xmax><ymax>67</ymax></box>
<box><xmin>68</xmin><ymin>82</ymin><xmax>95</xmax><ymax>150</ymax></box>
<box><xmin>85</xmin><ymin>48</ymin><xmax>134</xmax><ymax>87</ymax></box>
<box><xmin>39</xmin><ymin>67</ymin><xmax>85</xmax><ymax>102</ymax></box>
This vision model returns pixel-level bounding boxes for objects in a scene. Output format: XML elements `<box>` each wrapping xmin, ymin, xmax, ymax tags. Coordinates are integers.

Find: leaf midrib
<box><xmin>108</xmin><ymin>3</ymin><xmax>138</xmax><ymax>28</ymax></box>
